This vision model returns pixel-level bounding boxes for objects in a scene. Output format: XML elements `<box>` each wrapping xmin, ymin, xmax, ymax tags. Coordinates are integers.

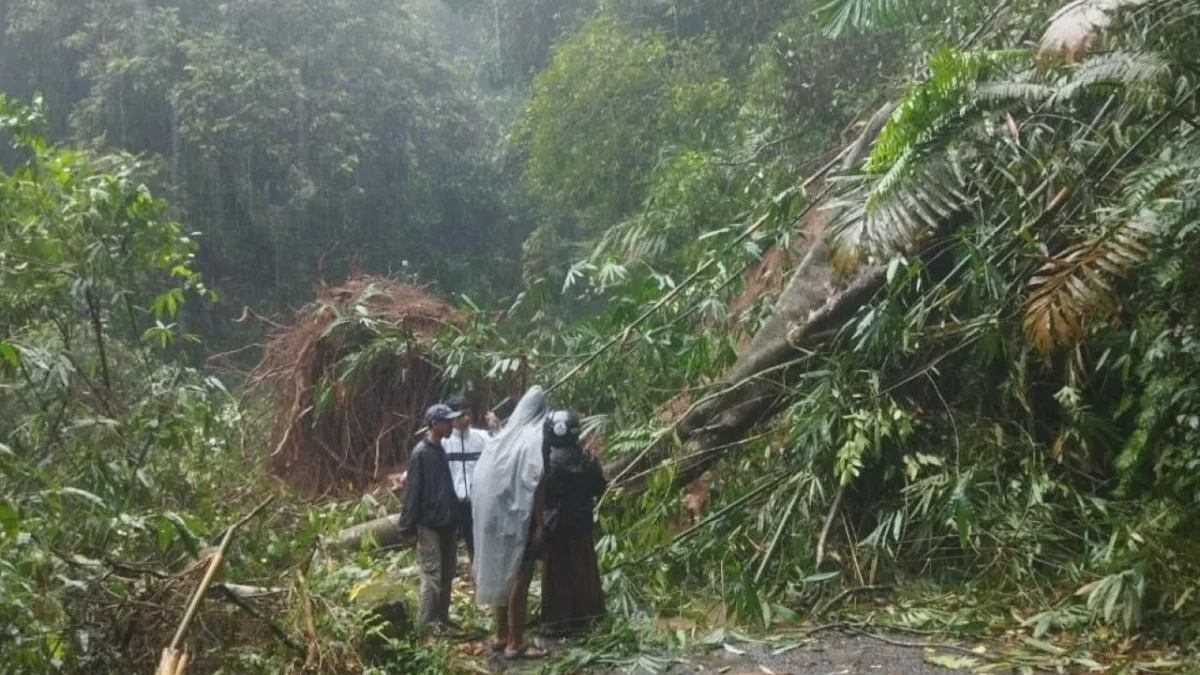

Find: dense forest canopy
<box><xmin>4</xmin><ymin>0</ymin><xmax>1200</xmax><ymax>672</ymax></box>
<box><xmin>2</xmin><ymin>0</ymin><xmax>530</xmax><ymax>335</ymax></box>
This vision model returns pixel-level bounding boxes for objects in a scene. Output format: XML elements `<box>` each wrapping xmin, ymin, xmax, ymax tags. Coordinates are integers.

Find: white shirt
<box><xmin>444</xmin><ymin>427</ymin><xmax>488</xmax><ymax>502</ymax></box>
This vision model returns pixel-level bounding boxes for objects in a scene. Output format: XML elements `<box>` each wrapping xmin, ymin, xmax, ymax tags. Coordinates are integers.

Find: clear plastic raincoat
<box><xmin>470</xmin><ymin>387</ymin><xmax>548</xmax><ymax>606</ymax></box>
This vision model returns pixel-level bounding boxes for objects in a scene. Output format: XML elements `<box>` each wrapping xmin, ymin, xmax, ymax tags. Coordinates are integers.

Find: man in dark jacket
<box><xmin>399</xmin><ymin>403</ymin><xmax>461</xmax><ymax>631</ymax></box>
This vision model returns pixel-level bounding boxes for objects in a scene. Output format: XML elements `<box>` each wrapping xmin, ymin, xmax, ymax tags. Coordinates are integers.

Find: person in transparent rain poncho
<box><xmin>470</xmin><ymin>386</ymin><xmax>550</xmax><ymax>659</ymax></box>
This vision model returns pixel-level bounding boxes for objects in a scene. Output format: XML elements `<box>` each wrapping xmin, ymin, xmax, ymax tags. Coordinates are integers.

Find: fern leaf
<box><xmin>1023</xmin><ymin>214</ymin><xmax>1157</xmax><ymax>352</ymax></box>
<box><xmin>866</xmin><ymin>48</ymin><xmax>1022</xmax><ymax>173</ymax></box>
<box><xmin>1039</xmin><ymin>0</ymin><xmax>1153</xmax><ymax>62</ymax></box>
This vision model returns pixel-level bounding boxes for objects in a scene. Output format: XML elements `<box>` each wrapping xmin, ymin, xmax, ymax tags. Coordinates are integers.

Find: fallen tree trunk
<box><xmin>606</xmin><ymin>103</ymin><xmax>896</xmax><ymax>491</ymax></box>
<box><xmin>329</xmin><ymin>514</ymin><xmax>407</xmax><ymax>550</ymax></box>
<box><xmin>670</xmin><ymin>258</ymin><xmax>888</xmax><ymax>488</ymax></box>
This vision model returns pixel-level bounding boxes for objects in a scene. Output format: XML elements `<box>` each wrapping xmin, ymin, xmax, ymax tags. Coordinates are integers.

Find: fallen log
<box><xmin>208</xmin><ymin>583</ymin><xmax>288</xmax><ymax>599</ymax></box>
<box><xmin>670</xmin><ymin>252</ymin><xmax>889</xmax><ymax>489</ymax></box>
<box><xmin>329</xmin><ymin>514</ymin><xmax>408</xmax><ymax>551</ymax></box>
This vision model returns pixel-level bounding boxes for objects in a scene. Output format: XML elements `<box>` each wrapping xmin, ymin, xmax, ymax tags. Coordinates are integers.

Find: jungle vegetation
<box><xmin>3</xmin><ymin>0</ymin><xmax>1200</xmax><ymax>671</ymax></box>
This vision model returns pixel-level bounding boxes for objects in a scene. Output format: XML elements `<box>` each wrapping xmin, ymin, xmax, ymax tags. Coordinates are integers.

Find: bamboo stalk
<box><xmin>753</xmin><ymin>475</ymin><xmax>803</xmax><ymax>583</ymax></box>
<box><xmin>814</xmin><ymin>483</ymin><xmax>845</xmax><ymax>569</ymax></box>
<box><xmin>154</xmin><ymin>497</ymin><xmax>274</xmax><ymax>675</ymax></box>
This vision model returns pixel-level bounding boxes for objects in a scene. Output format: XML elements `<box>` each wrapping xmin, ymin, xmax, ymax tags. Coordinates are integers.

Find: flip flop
<box><xmin>503</xmin><ymin>645</ymin><xmax>548</xmax><ymax>660</ymax></box>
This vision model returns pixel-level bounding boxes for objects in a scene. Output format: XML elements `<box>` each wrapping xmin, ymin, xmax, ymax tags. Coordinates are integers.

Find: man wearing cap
<box><xmin>399</xmin><ymin>403</ymin><xmax>462</xmax><ymax>631</ymax></box>
<box><xmin>444</xmin><ymin>395</ymin><xmax>488</xmax><ymax>571</ymax></box>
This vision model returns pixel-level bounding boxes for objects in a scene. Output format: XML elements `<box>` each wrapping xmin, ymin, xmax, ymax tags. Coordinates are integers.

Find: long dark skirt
<box><xmin>540</xmin><ymin>535</ymin><xmax>606</xmax><ymax>636</ymax></box>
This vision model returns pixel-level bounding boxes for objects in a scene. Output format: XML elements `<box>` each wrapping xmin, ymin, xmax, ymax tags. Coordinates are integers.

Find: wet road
<box><xmin>668</xmin><ymin>630</ymin><xmax>972</xmax><ymax>675</ymax></box>
<box><xmin>487</xmin><ymin>629</ymin><xmax>974</xmax><ymax>674</ymax></box>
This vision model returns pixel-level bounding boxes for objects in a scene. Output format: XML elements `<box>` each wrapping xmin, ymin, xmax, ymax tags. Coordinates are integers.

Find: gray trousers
<box><xmin>417</xmin><ymin>526</ymin><xmax>456</xmax><ymax>627</ymax></box>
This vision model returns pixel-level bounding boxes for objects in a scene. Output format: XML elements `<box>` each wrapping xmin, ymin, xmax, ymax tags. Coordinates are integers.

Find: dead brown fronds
<box><xmin>1039</xmin><ymin>0</ymin><xmax>1149</xmax><ymax>63</ymax></box>
<box><xmin>1024</xmin><ymin>218</ymin><xmax>1154</xmax><ymax>352</ymax></box>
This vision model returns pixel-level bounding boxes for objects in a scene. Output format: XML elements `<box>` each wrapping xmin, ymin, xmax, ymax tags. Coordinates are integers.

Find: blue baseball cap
<box><xmin>425</xmin><ymin>403</ymin><xmax>462</xmax><ymax>424</ymax></box>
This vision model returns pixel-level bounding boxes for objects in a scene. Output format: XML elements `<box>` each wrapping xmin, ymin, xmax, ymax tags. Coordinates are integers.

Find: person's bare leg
<box><xmin>504</xmin><ymin>563</ymin><xmax>545</xmax><ymax>657</ymax></box>
<box><xmin>505</xmin><ymin>569</ymin><xmax>530</xmax><ymax>653</ymax></box>
<box><xmin>493</xmin><ymin>606</ymin><xmax>509</xmax><ymax>650</ymax></box>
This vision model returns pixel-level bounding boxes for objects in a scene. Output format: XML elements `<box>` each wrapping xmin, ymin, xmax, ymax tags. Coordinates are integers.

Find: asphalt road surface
<box><xmin>667</xmin><ymin>631</ymin><xmax>972</xmax><ymax>675</ymax></box>
<box><xmin>487</xmin><ymin>630</ymin><xmax>973</xmax><ymax>674</ymax></box>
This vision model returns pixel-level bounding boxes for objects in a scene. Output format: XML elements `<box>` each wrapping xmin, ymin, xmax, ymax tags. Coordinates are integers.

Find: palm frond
<box><xmin>827</xmin><ymin>157</ymin><xmax>976</xmax><ymax>259</ymax></box>
<box><xmin>1039</xmin><ymin>0</ymin><xmax>1154</xmax><ymax>62</ymax></box>
<box><xmin>1024</xmin><ymin>213</ymin><xmax>1158</xmax><ymax>352</ymax></box>
<box><xmin>815</xmin><ymin>0</ymin><xmax>921</xmax><ymax>37</ymax></box>
<box><xmin>1120</xmin><ymin>139</ymin><xmax>1200</xmax><ymax>209</ymax></box>
<box><xmin>1145</xmin><ymin>0</ymin><xmax>1200</xmax><ymax>34</ymax></box>
<box><xmin>866</xmin><ymin>48</ymin><xmax>1022</xmax><ymax>173</ymax></box>
<box><xmin>1026</xmin><ymin>139</ymin><xmax>1200</xmax><ymax>353</ymax></box>
<box><xmin>1050</xmin><ymin>51</ymin><xmax>1173</xmax><ymax>104</ymax></box>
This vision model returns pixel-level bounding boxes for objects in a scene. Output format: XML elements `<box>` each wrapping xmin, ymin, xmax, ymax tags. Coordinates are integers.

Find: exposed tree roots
<box><xmin>249</xmin><ymin>275</ymin><xmax>459</xmax><ymax>496</ymax></box>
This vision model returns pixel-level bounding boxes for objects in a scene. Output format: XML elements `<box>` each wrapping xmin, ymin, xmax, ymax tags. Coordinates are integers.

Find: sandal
<box><xmin>503</xmin><ymin>645</ymin><xmax>548</xmax><ymax>660</ymax></box>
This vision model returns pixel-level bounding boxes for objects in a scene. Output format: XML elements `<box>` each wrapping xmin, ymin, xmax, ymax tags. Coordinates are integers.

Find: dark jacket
<box><xmin>399</xmin><ymin>438</ymin><xmax>459</xmax><ymax>535</ymax></box>
<box><xmin>542</xmin><ymin>440</ymin><xmax>607</xmax><ymax>540</ymax></box>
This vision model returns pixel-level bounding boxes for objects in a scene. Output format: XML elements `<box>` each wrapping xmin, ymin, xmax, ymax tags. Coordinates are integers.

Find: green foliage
<box><xmin>517</xmin><ymin>17</ymin><xmax>733</xmax><ymax>228</ymax></box>
<box><xmin>0</xmin><ymin>96</ymin><xmax>209</xmax><ymax>330</ymax></box>
<box><xmin>498</xmin><ymin>0</ymin><xmax>1200</xmax><ymax>652</ymax></box>
<box><xmin>0</xmin><ymin>101</ymin><xmax>461</xmax><ymax>673</ymax></box>
<box><xmin>829</xmin><ymin>45</ymin><xmax>1021</xmax><ymax>259</ymax></box>
<box><xmin>463</xmin><ymin>0</ymin><xmax>599</xmax><ymax>84</ymax></box>
<box><xmin>0</xmin><ymin>97</ymin><xmax>252</xmax><ymax>671</ymax></box>
<box><xmin>10</xmin><ymin>0</ymin><xmax>1200</xmax><ymax>667</ymax></box>
<box><xmin>864</xmin><ymin>47</ymin><xmax>1022</xmax><ymax>173</ymax></box>
<box><xmin>818</xmin><ymin>0</ymin><xmax>917</xmax><ymax>36</ymax></box>
<box><xmin>4</xmin><ymin>0</ymin><xmax>530</xmax><ymax>337</ymax></box>
<box><xmin>815</xmin><ymin>0</ymin><xmax>1026</xmax><ymax>44</ymax></box>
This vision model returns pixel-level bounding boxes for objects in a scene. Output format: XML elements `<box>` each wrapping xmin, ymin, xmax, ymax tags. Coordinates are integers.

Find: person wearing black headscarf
<box><xmin>539</xmin><ymin>410</ymin><xmax>607</xmax><ymax>636</ymax></box>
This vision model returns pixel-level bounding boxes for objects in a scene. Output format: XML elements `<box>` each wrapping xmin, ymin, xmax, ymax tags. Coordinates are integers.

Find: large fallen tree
<box><xmin>600</xmin><ymin>0</ymin><xmax>1069</xmax><ymax>494</ymax></box>
<box><xmin>605</xmin><ymin>0</ymin><xmax>1135</xmax><ymax>492</ymax></box>
<box><xmin>605</xmin><ymin>103</ymin><xmax>899</xmax><ymax>491</ymax></box>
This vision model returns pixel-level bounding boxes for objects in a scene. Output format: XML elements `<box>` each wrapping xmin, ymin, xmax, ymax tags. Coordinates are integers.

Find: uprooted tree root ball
<box><xmin>250</xmin><ymin>276</ymin><xmax>461</xmax><ymax>497</ymax></box>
